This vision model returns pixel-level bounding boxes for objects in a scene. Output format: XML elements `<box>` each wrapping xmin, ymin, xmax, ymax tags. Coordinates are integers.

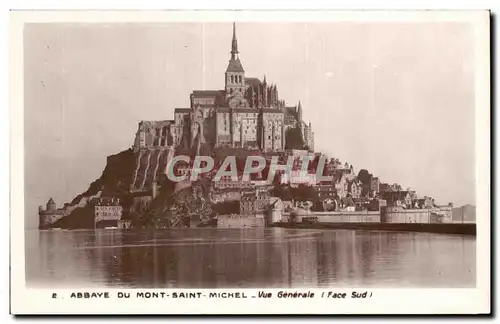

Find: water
<box><xmin>25</xmin><ymin>228</ymin><xmax>476</xmax><ymax>288</ymax></box>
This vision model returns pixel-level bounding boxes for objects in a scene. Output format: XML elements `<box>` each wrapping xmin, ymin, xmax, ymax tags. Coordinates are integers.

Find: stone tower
<box><xmin>46</xmin><ymin>198</ymin><xmax>56</xmax><ymax>212</ymax></box>
<box><xmin>225</xmin><ymin>23</ymin><xmax>245</xmax><ymax>96</ymax></box>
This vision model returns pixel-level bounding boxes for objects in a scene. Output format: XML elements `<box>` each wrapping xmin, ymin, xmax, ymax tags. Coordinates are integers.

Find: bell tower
<box><xmin>225</xmin><ymin>23</ymin><xmax>245</xmax><ymax>96</ymax></box>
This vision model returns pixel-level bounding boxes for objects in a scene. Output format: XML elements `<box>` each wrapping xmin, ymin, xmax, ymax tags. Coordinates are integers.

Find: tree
<box><xmin>291</xmin><ymin>185</ymin><xmax>318</xmax><ymax>202</ymax></box>
<box><xmin>358</xmin><ymin>169</ymin><xmax>372</xmax><ymax>185</ymax></box>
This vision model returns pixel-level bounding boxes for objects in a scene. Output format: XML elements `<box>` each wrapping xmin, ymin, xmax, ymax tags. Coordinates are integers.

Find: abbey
<box><xmin>133</xmin><ymin>23</ymin><xmax>314</xmax><ymax>153</ymax></box>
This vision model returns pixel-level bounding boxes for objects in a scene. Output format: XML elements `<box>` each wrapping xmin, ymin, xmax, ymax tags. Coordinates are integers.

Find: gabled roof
<box><xmin>226</xmin><ymin>58</ymin><xmax>245</xmax><ymax>72</ymax></box>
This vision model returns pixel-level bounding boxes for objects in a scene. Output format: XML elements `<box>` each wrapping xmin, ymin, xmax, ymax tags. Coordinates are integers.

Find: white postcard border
<box><xmin>9</xmin><ymin>10</ymin><xmax>490</xmax><ymax>315</ymax></box>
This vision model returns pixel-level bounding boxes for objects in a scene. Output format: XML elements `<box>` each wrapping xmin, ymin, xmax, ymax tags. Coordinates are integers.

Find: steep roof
<box><xmin>284</xmin><ymin>106</ymin><xmax>298</xmax><ymax>117</ymax></box>
<box><xmin>245</xmin><ymin>77</ymin><xmax>261</xmax><ymax>87</ymax></box>
<box><xmin>226</xmin><ymin>58</ymin><xmax>245</xmax><ymax>72</ymax></box>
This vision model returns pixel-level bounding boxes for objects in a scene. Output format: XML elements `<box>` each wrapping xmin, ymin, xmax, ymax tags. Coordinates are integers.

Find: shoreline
<box><xmin>271</xmin><ymin>222</ymin><xmax>476</xmax><ymax>236</ymax></box>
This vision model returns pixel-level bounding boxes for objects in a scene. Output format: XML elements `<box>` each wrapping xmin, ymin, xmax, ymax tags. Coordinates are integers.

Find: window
<box><xmin>231</xmin><ymin>75</ymin><xmax>234</xmax><ymax>83</ymax></box>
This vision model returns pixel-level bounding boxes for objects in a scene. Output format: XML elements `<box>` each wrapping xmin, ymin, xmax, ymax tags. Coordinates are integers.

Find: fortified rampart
<box><xmin>382</xmin><ymin>206</ymin><xmax>453</xmax><ymax>224</ymax></box>
<box><xmin>282</xmin><ymin>211</ymin><xmax>381</xmax><ymax>223</ymax></box>
<box><xmin>279</xmin><ymin>206</ymin><xmax>453</xmax><ymax>225</ymax></box>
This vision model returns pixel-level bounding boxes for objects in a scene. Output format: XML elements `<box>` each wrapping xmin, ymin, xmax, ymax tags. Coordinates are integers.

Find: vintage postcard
<box><xmin>10</xmin><ymin>10</ymin><xmax>490</xmax><ymax>315</ymax></box>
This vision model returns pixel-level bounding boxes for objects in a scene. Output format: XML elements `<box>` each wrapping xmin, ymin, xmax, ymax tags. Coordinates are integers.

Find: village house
<box><xmin>314</xmin><ymin>184</ymin><xmax>336</xmax><ymax>200</ymax></box>
<box><xmin>267</xmin><ymin>197</ymin><xmax>284</xmax><ymax>224</ymax></box>
<box><xmin>240</xmin><ymin>193</ymin><xmax>257</xmax><ymax>215</ymax></box>
<box><xmin>214</xmin><ymin>175</ymin><xmax>253</xmax><ymax>190</ymax></box>
<box><xmin>334</xmin><ymin>172</ymin><xmax>349</xmax><ymax>198</ymax></box>
<box><xmin>280</xmin><ymin>169</ymin><xmax>317</xmax><ymax>187</ymax></box>
<box><xmin>370</xmin><ymin>177</ymin><xmax>380</xmax><ymax>193</ymax></box>
<box><xmin>348</xmin><ymin>179</ymin><xmax>363</xmax><ymax>199</ymax></box>
<box><xmin>416</xmin><ymin>196</ymin><xmax>435</xmax><ymax>209</ymax></box>
<box><xmin>381</xmin><ymin>191</ymin><xmax>412</xmax><ymax>208</ymax></box>
<box><xmin>379</xmin><ymin>182</ymin><xmax>390</xmax><ymax>193</ymax></box>
<box><xmin>94</xmin><ymin>197</ymin><xmax>123</xmax><ymax>228</ymax></box>
<box><xmin>239</xmin><ymin>188</ymin><xmax>270</xmax><ymax>215</ymax></box>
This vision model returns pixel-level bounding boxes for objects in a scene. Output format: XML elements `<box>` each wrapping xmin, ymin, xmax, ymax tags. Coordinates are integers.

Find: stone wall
<box><xmin>382</xmin><ymin>206</ymin><xmax>453</xmax><ymax>224</ymax></box>
<box><xmin>217</xmin><ymin>214</ymin><xmax>265</xmax><ymax>228</ymax></box>
<box><xmin>282</xmin><ymin>211</ymin><xmax>380</xmax><ymax>223</ymax></box>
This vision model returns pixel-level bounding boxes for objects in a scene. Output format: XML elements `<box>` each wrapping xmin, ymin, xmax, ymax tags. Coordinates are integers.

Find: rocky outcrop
<box><xmin>130</xmin><ymin>147</ymin><xmax>174</xmax><ymax>192</ymax></box>
<box><xmin>50</xmin><ymin>149</ymin><xmax>136</xmax><ymax>229</ymax></box>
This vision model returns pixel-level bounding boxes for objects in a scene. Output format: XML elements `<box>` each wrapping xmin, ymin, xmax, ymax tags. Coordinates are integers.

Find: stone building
<box><xmin>38</xmin><ymin>198</ymin><xmax>65</xmax><ymax>229</ymax></box>
<box><xmin>239</xmin><ymin>189</ymin><xmax>270</xmax><ymax>215</ymax></box>
<box><xmin>133</xmin><ymin>120</ymin><xmax>175</xmax><ymax>151</ymax></box>
<box><xmin>348</xmin><ymin>179</ymin><xmax>363</xmax><ymax>199</ymax></box>
<box><xmin>94</xmin><ymin>197</ymin><xmax>123</xmax><ymax>228</ymax></box>
<box><xmin>240</xmin><ymin>193</ymin><xmax>257</xmax><ymax>215</ymax></box>
<box><xmin>132</xmin><ymin>23</ymin><xmax>314</xmax><ymax>154</ymax></box>
<box><xmin>315</xmin><ymin>184</ymin><xmax>336</xmax><ymax>200</ymax></box>
<box><xmin>370</xmin><ymin>177</ymin><xmax>380</xmax><ymax>193</ymax></box>
<box><xmin>381</xmin><ymin>191</ymin><xmax>412</xmax><ymax>208</ymax></box>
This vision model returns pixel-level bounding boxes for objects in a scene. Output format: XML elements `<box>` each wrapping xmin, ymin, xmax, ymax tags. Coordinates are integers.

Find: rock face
<box><xmin>50</xmin><ymin>149</ymin><xmax>136</xmax><ymax>229</ymax></box>
<box><xmin>130</xmin><ymin>147</ymin><xmax>174</xmax><ymax>192</ymax></box>
<box><xmin>48</xmin><ymin>146</ymin><xmax>212</xmax><ymax>229</ymax></box>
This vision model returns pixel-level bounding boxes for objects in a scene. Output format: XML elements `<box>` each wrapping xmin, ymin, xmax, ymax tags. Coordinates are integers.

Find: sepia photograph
<box><xmin>10</xmin><ymin>10</ymin><xmax>490</xmax><ymax>314</ymax></box>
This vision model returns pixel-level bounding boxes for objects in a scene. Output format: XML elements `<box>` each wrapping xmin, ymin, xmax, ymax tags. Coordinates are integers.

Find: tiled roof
<box><xmin>261</xmin><ymin>108</ymin><xmax>283</xmax><ymax>114</ymax></box>
<box><xmin>234</xmin><ymin>108</ymin><xmax>259</xmax><ymax>113</ymax></box>
<box><xmin>174</xmin><ymin>108</ymin><xmax>191</xmax><ymax>113</ymax></box>
<box><xmin>245</xmin><ymin>77</ymin><xmax>261</xmax><ymax>86</ymax></box>
<box><xmin>192</xmin><ymin>90</ymin><xmax>225</xmax><ymax>97</ymax></box>
<box><xmin>284</xmin><ymin>106</ymin><xmax>297</xmax><ymax>116</ymax></box>
<box><xmin>381</xmin><ymin>191</ymin><xmax>409</xmax><ymax>201</ymax></box>
<box><xmin>226</xmin><ymin>58</ymin><xmax>244</xmax><ymax>72</ymax></box>
<box><xmin>241</xmin><ymin>194</ymin><xmax>257</xmax><ymax>202</ymax></box>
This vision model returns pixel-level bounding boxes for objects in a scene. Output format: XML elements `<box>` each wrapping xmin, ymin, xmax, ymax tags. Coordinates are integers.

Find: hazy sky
<box><xmin>24</xmin><ymin>22</ymin><xmax>475</xmax><ymax>229</ymax></box>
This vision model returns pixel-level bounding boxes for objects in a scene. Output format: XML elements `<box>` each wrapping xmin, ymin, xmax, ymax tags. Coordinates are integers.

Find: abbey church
<box><xmin>133</xmin><ymin>23</ymin><xmax>314</xmax><ymax>153</ymax></box>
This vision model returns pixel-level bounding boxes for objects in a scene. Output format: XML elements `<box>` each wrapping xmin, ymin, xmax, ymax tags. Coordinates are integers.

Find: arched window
<box><xmin>238</xmin><ymin>75</ymin><xmax>242</xmax><ymax>83</ymax></box>
<box><xmin>231</xmin><ymin>75</ymin><xmax>234</xmax><ymax>83</ymax></box>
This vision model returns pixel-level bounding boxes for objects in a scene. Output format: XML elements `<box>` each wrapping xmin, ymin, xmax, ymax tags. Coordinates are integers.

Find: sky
<box><xmin>24</xmin><ymin>22</ymin><xmax>475</xmax><ymax>229</ymax></box>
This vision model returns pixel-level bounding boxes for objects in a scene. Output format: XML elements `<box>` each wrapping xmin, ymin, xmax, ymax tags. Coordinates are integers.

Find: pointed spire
<box><xmin>298</xmin><ymin>100</ymin><xmax>303</xmax><ymax>121</ymax></box>
<box><xmin>263</xmin><ymin>75</ymin><xmax>267</xmax><ymax>85</ymax></box>
<box><xmin>231</xmin><ymin>22</ymin><xmax>238</xmax><ymax>60</ymax></box>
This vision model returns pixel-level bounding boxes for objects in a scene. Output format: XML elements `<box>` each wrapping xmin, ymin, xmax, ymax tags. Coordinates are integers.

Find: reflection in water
<box><xmin>25</xmin><ymin>228</ymin><xmax>476</xmax><ymax>288</ymax></box>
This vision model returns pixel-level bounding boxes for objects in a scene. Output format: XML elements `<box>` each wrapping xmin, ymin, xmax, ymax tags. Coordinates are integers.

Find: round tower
<box><xmin>46</xmin><ymin>198</ymin><xmax>56</xmax><ymax>212</ymax></box>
